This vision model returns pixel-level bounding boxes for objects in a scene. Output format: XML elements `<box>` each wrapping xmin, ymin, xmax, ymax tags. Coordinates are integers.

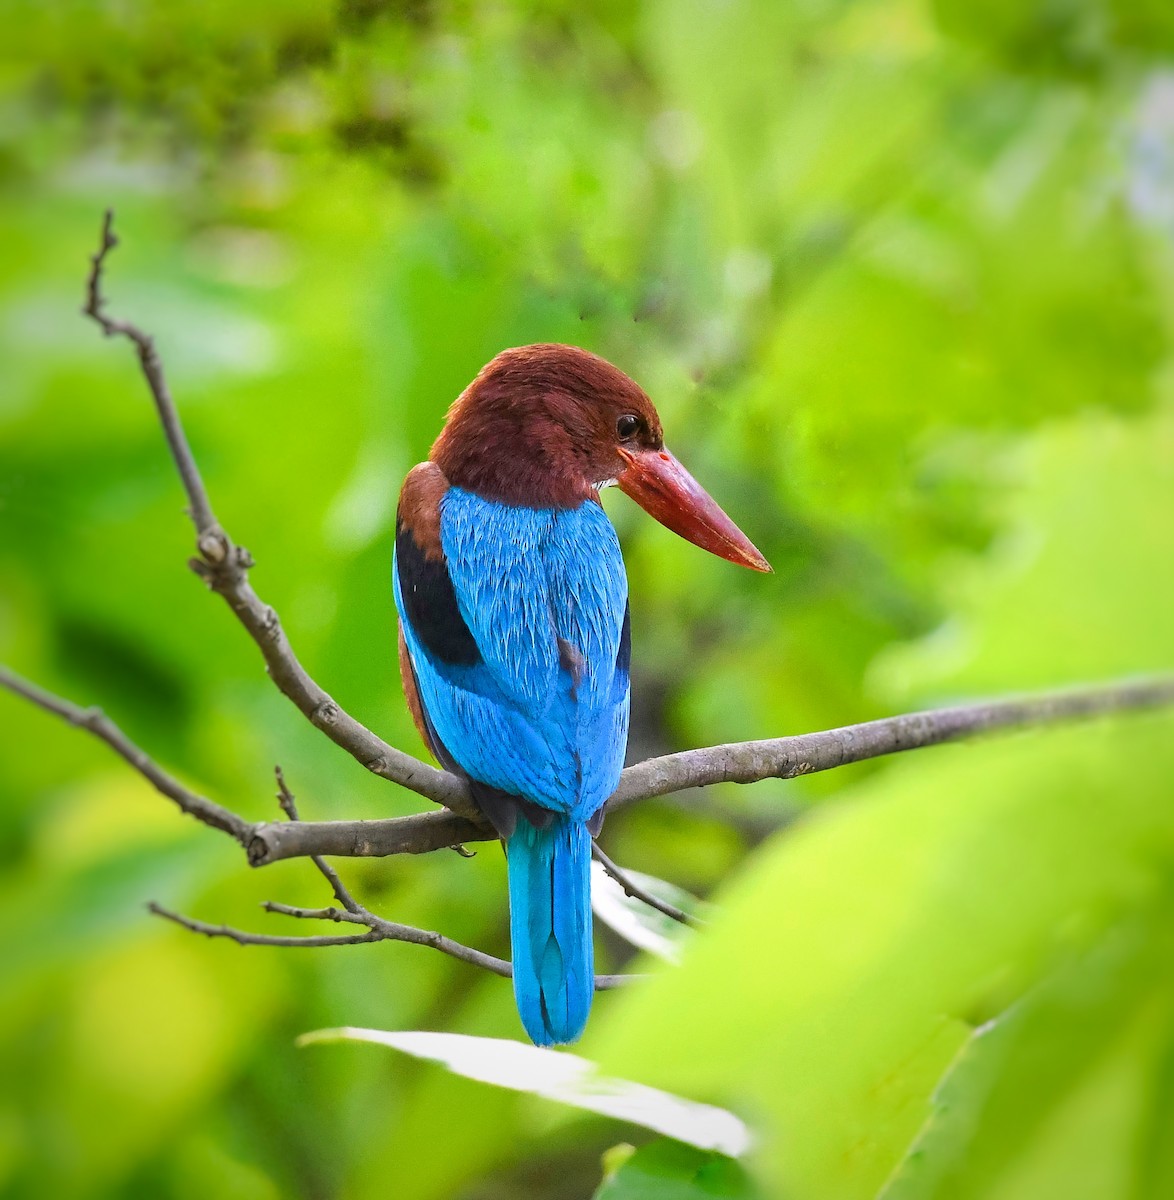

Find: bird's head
<box><xmin>431</xmin><ymin>343</ymin><xmax>771</xmax><ymax>572</ymax></box>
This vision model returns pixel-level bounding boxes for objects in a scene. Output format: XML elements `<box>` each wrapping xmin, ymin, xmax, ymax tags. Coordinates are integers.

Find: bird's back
<box><xmin>395</xmin><ymin>480</ymin><xmax>630</xmax><ymax>822</ymax></box>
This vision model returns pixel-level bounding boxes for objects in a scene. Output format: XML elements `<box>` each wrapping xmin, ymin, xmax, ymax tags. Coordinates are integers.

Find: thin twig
<box><xmin>275</xmin><ymin>766</ymin><xmax>361</xmax><ymax>913</ymax></box>
<box><xmin>83</xmin><ymin>209</ymin><xmax>474</xmax><ymax>816</ymax></box>
<box><xmin>150</xmin><ymin>902</ymin><xmax>634</xmax><ymax>989</ymax></box>
<box><xmin>149</xmin><ymin>903</ymin><xmax>381</xmax><ymax>948</ymax></box>
<box><xmin>274</xmin><ymin>766</ymin><xmax>299</xmax><ymax>822</ymax></box>
<box><xmin>85</xmin><ymin>209</ymin><xmax>219</xmax><ymax>537</ymax></box>
<box><xmin>263</xmin><ymin>902</ymin><xmax>366</xmax><ymax>924</ymax></box>
<box><xmin>592</xmin><ymin>843</ymin><xmax>701</xmax><ymax>928</ymax></box>
<box><xmin>0</xmin><ymin>664</ymin><xmax>253</xmax><ymax>846</ymax></box>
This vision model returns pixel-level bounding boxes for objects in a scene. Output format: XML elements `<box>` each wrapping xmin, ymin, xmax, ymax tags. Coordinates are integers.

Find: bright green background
<box><xmin>2</xmin><ymin>2</ymin><xmax>1173</xmax><ymax>1197</ymax></box>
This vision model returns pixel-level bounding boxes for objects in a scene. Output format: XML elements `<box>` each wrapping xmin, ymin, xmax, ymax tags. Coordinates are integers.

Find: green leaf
<box><xmin>884</xmin><ymin>906</ymin><xmax>1174</xmax><ymax>1199</ymax></box>
<box><xmin>594</xmin><ymin>1139</ymin><xmax>758</xmax><ymax>1200</ymax></box>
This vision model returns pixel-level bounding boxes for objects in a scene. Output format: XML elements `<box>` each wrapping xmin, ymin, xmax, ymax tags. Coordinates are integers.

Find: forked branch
<box><xmin>84</xmin><ymin>209</ymin><xmax>472</xmax><ymax>815</ymax></box>
<box><xmin>7</xmin><ymin>641</ymin><xmax>1174</xmax><ymax>866</ymax></box>
<box><xmin>148</xmin><ymin>769</ymin><xmax>632</xmax><ymax>988</ymax></box>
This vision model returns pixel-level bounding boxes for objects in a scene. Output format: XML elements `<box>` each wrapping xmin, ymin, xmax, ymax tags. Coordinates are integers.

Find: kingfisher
<box><xmin>393</xmin><ymin>344</ymin><xmax>770</xmax><ymax>1045</ymax></box>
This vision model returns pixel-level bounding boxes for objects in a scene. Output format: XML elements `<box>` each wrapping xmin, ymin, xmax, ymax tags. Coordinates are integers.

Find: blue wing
<box><xmin>394</xmin><ymin>480</ymin><xmax>629</xmax><ymax>823</ymax></box>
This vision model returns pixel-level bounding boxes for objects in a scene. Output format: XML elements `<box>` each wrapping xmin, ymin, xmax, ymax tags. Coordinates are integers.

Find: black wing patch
<box><xmin>395</xmin><ymin>523</ymin><xmax>482</xmax><ymax>667</ymax></box>
<box><xmin>616</xmin><ymin>600</ymin><xmax>631</xmax><ymax>675</ymax></box>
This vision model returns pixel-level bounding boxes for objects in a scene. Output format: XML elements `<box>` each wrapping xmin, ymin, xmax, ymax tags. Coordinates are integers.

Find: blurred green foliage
<box><xmin>596</xmin><ymin>1140</ymin><xmax>755</xmax><ymax>1199</ymax></box>
<box><xmin>0</xmin><ymin>1</ymin><xmax>1171</xmax><ymax>1197</ymax></box>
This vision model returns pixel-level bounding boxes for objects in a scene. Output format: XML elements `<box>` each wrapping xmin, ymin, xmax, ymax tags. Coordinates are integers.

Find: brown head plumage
<box><xmin>428</xmin><ymin>343</ymin><xmax>770</xmax><ymax>571</ymax></box>
<box><xmin>431</xmin><ymin>344</ymin><xmax>663</xmax><ymax>508</ymax></box>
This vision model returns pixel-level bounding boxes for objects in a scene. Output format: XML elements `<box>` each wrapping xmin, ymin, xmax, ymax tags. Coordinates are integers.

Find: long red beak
<box><xmin>617</xmin><ymin>446</ymin><xmax>772</xmax><ymax>573</ymax></box>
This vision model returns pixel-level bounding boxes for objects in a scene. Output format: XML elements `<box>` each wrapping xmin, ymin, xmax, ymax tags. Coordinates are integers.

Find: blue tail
<box><xmin>506</xmin><ymin>815</ymin><xmax>594</xmax><ymax>1046</ymax></box>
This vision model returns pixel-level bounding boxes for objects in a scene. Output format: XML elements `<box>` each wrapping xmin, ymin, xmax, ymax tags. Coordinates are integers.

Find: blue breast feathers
<box><xmin>395</xmin><ymin>488</ymin><xmax>630</xmax><ymax>820</ymax></box>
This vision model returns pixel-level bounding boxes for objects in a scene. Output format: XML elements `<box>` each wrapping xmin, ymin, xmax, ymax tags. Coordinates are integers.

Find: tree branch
<box><xmin>83</xmin><ymin>209</ymin><xmax>474</xmax><ymax>816</ymax></box>
<box><xmin>607</xmin><ymin>675</ymin><xmax>1174</xmax><ymax>805</ymax></box>
<box><xmin>244</xmin><ymin>674</ymin><xmax>1174</xmax><ymax>862</ymax></box>
<box><xmin>0</xmin><ymin>664</ymin><xmax>253</xmax><ymax>846</ymax></box>
<box><xmin>7</xmin><ymin>663</ymin><xmax>1174</xmax><ymax>866</ymax></box>
<box><xmin>148</xmin><ymin>770</ymin><xmax>634</xmax><ymax>988</ymax></box>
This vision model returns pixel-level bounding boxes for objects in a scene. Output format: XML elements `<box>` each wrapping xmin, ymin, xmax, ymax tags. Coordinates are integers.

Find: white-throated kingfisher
<box><xmin>393</xmin><ymin>344</ymin><xmax>769</xmax><ymax>1046</ymax></box>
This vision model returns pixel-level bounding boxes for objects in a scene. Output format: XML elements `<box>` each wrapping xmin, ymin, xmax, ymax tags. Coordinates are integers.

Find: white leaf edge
<box><xmin>299</xmin><ymin>1027</ymin><xmax>752</xmax><ymax>1158</ymax></box>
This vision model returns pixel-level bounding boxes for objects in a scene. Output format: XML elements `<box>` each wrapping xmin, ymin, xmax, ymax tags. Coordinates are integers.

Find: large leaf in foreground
<box><xmin>884</xmin><ymin>906</ymin><xmax>1174</xmax><ymax>1200</ymax></box>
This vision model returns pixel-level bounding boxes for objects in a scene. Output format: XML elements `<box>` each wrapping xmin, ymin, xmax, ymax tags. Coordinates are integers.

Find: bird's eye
<box><xmin>616</xmin><ymin>414</ymin><xmax>641</xmax><ymax>440</ymax></box>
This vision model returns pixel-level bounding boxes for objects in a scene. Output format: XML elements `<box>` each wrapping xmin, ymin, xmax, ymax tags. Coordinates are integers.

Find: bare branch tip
<box><xmin>274</xmin><ymin>765</ymin><xmax>299</xmax><ymax>821</ymax></box>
